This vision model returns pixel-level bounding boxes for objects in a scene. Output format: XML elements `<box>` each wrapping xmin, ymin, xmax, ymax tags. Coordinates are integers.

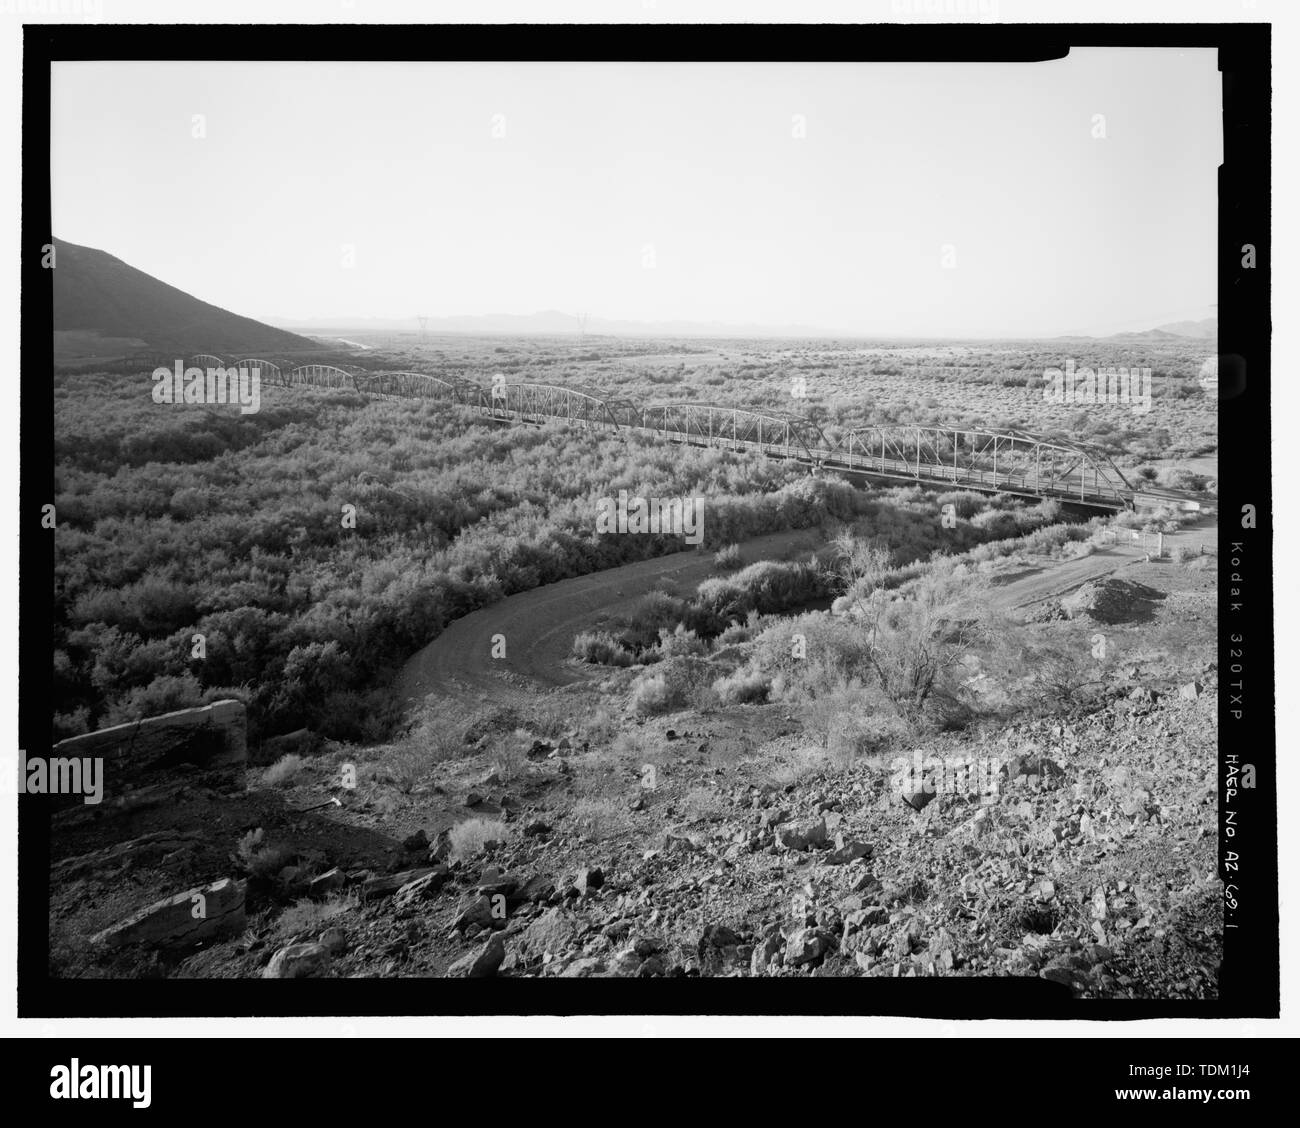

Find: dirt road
<box><xmin>396</xmin><ymin>528</ymin><xmax>823</xmax><ymax>707</ymax></box>
<box><xmin>398</xmin><ymin>512</ymin><xmax>1218</xmax><ymax>709</ymax></box>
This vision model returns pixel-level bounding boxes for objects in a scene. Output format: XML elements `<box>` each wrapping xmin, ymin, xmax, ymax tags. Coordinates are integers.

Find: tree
<box><xmin>834</xmin><ymin>532</ymin><xmax>991</xmax><ymax>724</ymax></box>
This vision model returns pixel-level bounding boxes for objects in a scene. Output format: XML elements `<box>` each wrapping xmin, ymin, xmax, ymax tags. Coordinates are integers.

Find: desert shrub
<box><xmin>626</xmin><ymin>590</ymin><xmax>690</xmax><ymax>636</ymax></box>
<box><xmin>630</xmin><ymin>673</ymin><xmax>677</xmax><ymax>716</ymax></box>
<box><xmin>797</xmin><ymin>677</ymin><xmax>875</xmax><ymax>750</ymax></box>
<box><xmin>235</xmin><ymin>828</ymin><xmax>292</xmax><ymax>879</ymax></box>
<box><xmin>262</xmin><ymin>754</ymin><xmax>305</xmax><ymax>788</ymax></box>
<box><xmin>826</xmin><ymin>709</ymin><xmax>911</xmax><ymax>767</ymax></box>
<box><xmin>935</xmin><ymin>490</ymin><xmax>986</xmax><ymax>520</ymax></box>
<box><xmin>274</xmin><ymin>894</ymin><xmax>353</xmax><ymax>939</ymax></box>
<box><xmin>449</xmin><ymin>817</ymin><xmax>513</xmax><ymax>859</ymax></box>
<box><xmin>834</xmin><ymin>537</ymin><xmax>995</xmax><ymax>723</ymax></box>
<box><xmin>1156</xmin><ymin>466</ymin><xmax>1208</xmax><ymax>492</ymax></box>
<box><xmin>712</xmin><ymin>665</ymin><xmax>771</xmax><ymax>704</ymax></box>
<box><xmin>654</xmin><ymin>624</ymin><xmax>709</xmax><ymax>659</ymax></box>
<box><xmin>713</xmin><ymin>543</ymin><xmax>743</xmax><ymax>570</ymax></box>
<box><xmin>581</xmin><ymin>707</ymin><xmax>618</xmax><ymax>746</ymax></box>
<box><xmin>571</xmin><ymin>797</ymin><xmax>632</xmax><ymax>841</ymax></box>
<box><xmin>629</xmin><ymin>656</ymin><xmax>714</xmax><ymax>716</ymax></box>
<box><xmin>490</xmin><ymin>728</ymin><xmax>533</xmax><ymax>783</ymax></box>
<box><xmin>365</xmin><ymin>744</ymin><xmax>429</xmax><ymax>794</ymax></box>
<box><xmin>572</xmin><ymin>630</ymin><xmax>635</xmax><ymax>667</ymax></box>
<box><xmin>54</xmin><ymin>375</ymin><xmax>859</xmax><ymax>743</ymax></box>
<box><xmin>969</xmin><ymin>509</ymin><xmax>1024</xmax><ymax>540</ymax></box>
<box><xmin>753</xmin><ymin>612</ymin><xmax>871</xmax><ymax>689</ymax></box>
<box><xmin>53</xmin><ymin>707</ymin><xmax>92</xmax><ymax>742</ymax></box>
<box><xmin>694</xmin><ymin>558</ymin><xmax>831</xmax><ymax>623</ymax></box>
<box><xmin>520</xmin><ymin>698</ymin><xmax>574</xmax><ymax>740</ymax></box>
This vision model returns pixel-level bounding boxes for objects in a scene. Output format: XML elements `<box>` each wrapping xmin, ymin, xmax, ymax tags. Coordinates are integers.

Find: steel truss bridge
<box><xmin>169</xmin><ymin>356</ymin><xmax>1141</xmax><ymax>509</ymax></box>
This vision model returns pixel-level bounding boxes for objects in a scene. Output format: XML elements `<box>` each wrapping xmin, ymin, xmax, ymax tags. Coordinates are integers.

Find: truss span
<box><xmin>351</xmin><ymin>371</ymin><xmax>485</xmax><ymax>405</ymax></box>
<box><xmin>819</xmin><ymin>424</ymin><xmax>1133</xmax><ymax>505</ymax></box>
<box><xmin>642</xmin><ymin>402</ymin><xmax>828</xmax><ymax>463</ymax></box>
<box><xmin>285</xmin><ymin>364</ymin><xmax>368</xmax><ymax>390</ymax></box>
<box><xmin>233</xmin><ymin>359</ymin><xmax>283</xmax><ymax>385</ymax></box>
<box><xmin>485</xmin><ymin>382</ymin><xmax>639</xmax><ymax>430</ymax></box>
<box><xmin>149</xmin><ymin>359</ymin><xmax>1138</xmax><ymax>508</ymax></box>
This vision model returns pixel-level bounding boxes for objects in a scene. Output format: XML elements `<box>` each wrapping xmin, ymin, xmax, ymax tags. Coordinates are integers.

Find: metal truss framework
<box><xmin>351</xmin><ymin>371</ymin><xmax>484</xmax><ymax>405</ymax></box>
<box><xmin>485</xmin><ymin>382</ymin><xmax>640</xmax><ymax>430</ymax></box>
<box><xmin>642</xmin><ymin>402</ymin><xmax>828</xmax><ymax>463</ymax></box>
<box><xmin>137</xmin><ymin>358</ymin><xmax>1137</xmax><ymax>508</ymax></box>
<box><xmin>820</xmin><ymin>425</ymin><xmax>1133</xmax><ymax>504</ymax></box>
<box><xmin>284</xmin><ymin>364</ymin><xmax>368</xmax><ymax>389</ymax></box>
<box><xmin>233</xmin><ymin>359</ymin><xmax>282</xmax><ymax>385</ymax></box>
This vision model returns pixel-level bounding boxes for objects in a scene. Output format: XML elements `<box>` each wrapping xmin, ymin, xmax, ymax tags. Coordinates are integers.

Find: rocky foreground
<box><xmin>54</xmin><ymin>663</ymin><xmax>1219</xmax><ymax>999</ymax></box>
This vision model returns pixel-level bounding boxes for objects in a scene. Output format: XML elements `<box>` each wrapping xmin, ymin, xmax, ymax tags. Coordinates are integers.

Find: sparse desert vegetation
<box><xmin>49</xmin><ymin>333</ymin><xmax>1219</xmax><ymax>994</ymax></box>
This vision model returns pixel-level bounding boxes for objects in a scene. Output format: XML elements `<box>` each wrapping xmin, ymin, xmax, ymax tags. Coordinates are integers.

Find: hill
<box><xmin>52</xmin><ymin>238</ymin><xmax>317</xmax><ymax>364</ymax></box>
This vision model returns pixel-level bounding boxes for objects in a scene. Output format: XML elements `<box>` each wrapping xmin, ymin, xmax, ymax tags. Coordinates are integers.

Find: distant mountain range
<box><xmin>263</xmin><ymin>311</ymin><xmax>833</xmax><ymax>339</ymax></box>
<box><xmin>1052</xmin><ymin>317</ymin><xmax>1218</xmax><ymax>343</ymax></box>
<box><xmin>53</xmin><ymin>239</ymin><xmax>317</xmax><ymax>363</ymax></box>
<box><xmin>268</xmin><ymin>311</ymin><xmax>1221</xmax><ymax>343</ymax></box>
<box><xmin>1097</xmin><ymin>318</ymin><xmax>1218</xmax><ymax>342</ymax></box>
<box><xmin>48</xmin><ymin>238</ymin><xmax>1219</xmax><ymax>356</ymax></box>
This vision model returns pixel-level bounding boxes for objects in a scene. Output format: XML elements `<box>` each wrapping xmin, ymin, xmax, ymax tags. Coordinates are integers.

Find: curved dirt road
<box><xmin>396</xmin><ymin>528</ymin><xmax>822</xmax><ymax>708</ymax></box>
<box><xmin>397</xmin><ymin>512</ymin><xmax>1218</xmax><ymax>709</ymax></box>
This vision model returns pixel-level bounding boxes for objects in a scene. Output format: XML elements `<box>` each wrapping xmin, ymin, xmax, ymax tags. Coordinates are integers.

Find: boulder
<box><xmin>393</xmin><ymin>865</ymin><xmax>452</xmax><ymax>910</ymax></box>
<box><xmin>785</xmin><ymin>927</ymin><xmax>835</xmax><ymax>968</ymax></box>
<box><xmin>520</xmin><ymin>907</ymin><xmax>580</xmax><ymax>957</ymax></box>
<box><xmin>824</xmin><ymin>834</ymin><xmax>871</xmax><ymax>865</ymax></box>
<box><xmin>448</xmin><ymin>933</ymin><xmax>506</xmax><ymax>978</ymax></box>
<box><xmin>402</xmin><ymin>828</ymin><xmax>430</xmax><ymax>852</ymax></box>
<box><xmin>361</xmin><ymin>866</ymin><xmax>438</xmax><ymax>902</ymax></box>
<box><xmin>308</xmin><ymin>867</ymin><xmax>347</xmax><ymax>898</ymax></box>
<box><xmin>451</xmin><ymin>894</ymin><xmax>499</xmax><ymax>932</ymax></box>
<box><xmin>575</xmin><ymin>866</ymin><xmax>604</xmax><ymax>893</ymax></box>
<box><xmin>320</xmin><ymin>928</ymin><xmax>348</xmax><ymax>955</ymax></box>
<box><xmin>92</xmin><ymin>878</ymin><xmax>246</xmax><ymax>950</ymax></box>
<box><xmin>264</xmin><ymin>940</ymin><xmax>331</xmax><ymax>979</ymax></box>
<box><xmin>509</xmin><ymin>874</ymin><xmax>555</xmax><ymax>906</ymax></box>
<box><xmin>775</xmin><ymin>817</ymin><xmax>828</xmax><ymax>851</ymax></box>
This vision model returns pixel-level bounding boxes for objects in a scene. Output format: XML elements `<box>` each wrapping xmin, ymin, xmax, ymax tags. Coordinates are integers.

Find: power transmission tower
<box><xmin>576</xmin><ymin>312</ymin><xmax>589</xmax><ymax>342</ymax></box>
<box><xmin>417</xmin><ymin>315</ymin><xmax>429</xmax><ymax>342</ymax></box>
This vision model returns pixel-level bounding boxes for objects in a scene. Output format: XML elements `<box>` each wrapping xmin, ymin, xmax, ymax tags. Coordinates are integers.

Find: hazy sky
<box><xmin>51</xmin><ymin>51</ymin><xmax>1221</xmax><ymax>337</ymax></box>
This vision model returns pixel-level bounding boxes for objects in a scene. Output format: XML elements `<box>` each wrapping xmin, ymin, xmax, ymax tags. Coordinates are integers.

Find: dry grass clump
<box><xmin>571</xmin><ymin>796</ymin><xmax>632</xmax><ymax>842</ymax></box>
<box><xmin>261</xmin><ymin>753</ymin><xmax>305</xmax><ymax>787</ymax></box>
<box><xmin>274</xmin><ymin>893</ymin><xmax>355</xmax><ymax>940</ymax></box>
<box><xmin>449</xmin><ymin>817</ymin><xmax>513</xmax><ymax>860</ymax></box>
